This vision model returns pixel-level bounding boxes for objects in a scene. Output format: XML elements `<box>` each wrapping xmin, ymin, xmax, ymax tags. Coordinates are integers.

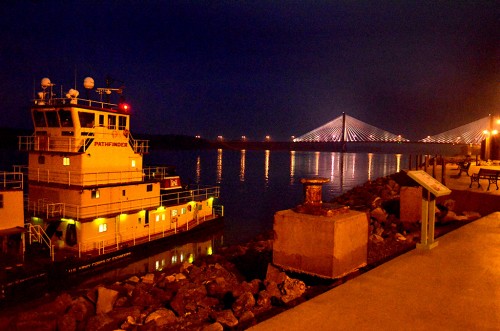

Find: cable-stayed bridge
<box><xmin>213</xmin><ymin>113</ymin><xmax>494</xmax><ymax>156</ymax></box>
<box><xmin>419</xmin><ymin>116</ymin><xmax>492</xmax><ymax>144</ymax></box>
<box><xmin>294</xmin><ymin>113</ymin><xmax>494</xmax><ymax>145</ymax></box>
<box><xmin>293</xmin><ymin>113</ymin><xmax>408</xmax><ymax>143</ymax></box>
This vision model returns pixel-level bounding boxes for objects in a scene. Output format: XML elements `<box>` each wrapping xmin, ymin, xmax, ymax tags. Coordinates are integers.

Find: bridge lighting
<box><xmin>493</xmin><ymin>130</ymin><xmax>498</xmax><ymax>135</ymax></box>
<box><xmin>265</xmin><ymin>135</ymin><xmax>270</xmax><ymax>141</ymax></box>
<box><xmin>217</xmin><ymin>135</ymin><xmax>223</xmax><ymax>141</ymax></box>
<box><xmin>195</xmin><ymin>135</ymin><xmax>201</xmax><ymax>139</ymax></box>
<box><xmin>483</xmin><ymin>130</ymin><xmax>490</xmax><ymax>135</ymax></box>
<box><xmin>241</xmin><ymin>135</ymin><xmax>247</xmax><ymax>141</ymax></box>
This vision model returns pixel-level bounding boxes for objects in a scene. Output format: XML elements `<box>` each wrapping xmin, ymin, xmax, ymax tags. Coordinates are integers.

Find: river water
<box><xmin>145</xmin><ymin>149</ymin><xmax>410</xmax><ymax>245</ymax></box>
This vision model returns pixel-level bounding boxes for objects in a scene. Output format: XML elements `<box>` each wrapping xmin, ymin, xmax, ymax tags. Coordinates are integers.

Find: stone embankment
<box><xmin>2</xmin><ymin>242</ymin><xmax>306</xmax><ymax>331</ymax></box>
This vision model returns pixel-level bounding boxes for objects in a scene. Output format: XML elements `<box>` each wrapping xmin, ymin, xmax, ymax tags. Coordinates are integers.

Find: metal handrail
<box><xmin>0</xmin><ymin>171</ymin><xmax>23</xmax><ymax>190</ymax></box>
<box><xmin>27</xmin><ymin>185</ymin><xmax>220</xmax><ymax>220</ymax></box>
<box><xmin>25</xmin><ymin>224</ymin><xmax>53</xmax><ymax>260</ymax></box>
<box><xmin>34</xmin><ymin>97</ymin><xmax>118</xmax><ymax>109</ymax></box>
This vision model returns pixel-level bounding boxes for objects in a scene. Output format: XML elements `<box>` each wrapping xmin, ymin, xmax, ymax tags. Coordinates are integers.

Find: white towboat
<box><xmin>2</xmin><ymin>76</ymin><xmax>222</xmax><ymax>264</ymax></box>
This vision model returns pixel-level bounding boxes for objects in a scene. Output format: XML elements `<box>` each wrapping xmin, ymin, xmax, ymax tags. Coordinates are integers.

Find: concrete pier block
<box><xmin>273</xmin><ymin>209</ymin><xmax>368</xmax><ymax>279</ymax></box>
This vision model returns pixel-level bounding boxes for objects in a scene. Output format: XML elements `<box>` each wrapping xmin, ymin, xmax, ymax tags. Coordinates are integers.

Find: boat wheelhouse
<box><xmin>19</xmin><ymin>77</ymin><xmax>222</xmax><ymax>260</ymax></box>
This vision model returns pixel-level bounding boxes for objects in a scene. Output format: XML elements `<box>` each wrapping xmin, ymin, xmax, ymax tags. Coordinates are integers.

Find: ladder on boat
<box><xmin>25</xmin><ymin>224</ymin><xmax>54</xmax><ymax>261</ymax></box>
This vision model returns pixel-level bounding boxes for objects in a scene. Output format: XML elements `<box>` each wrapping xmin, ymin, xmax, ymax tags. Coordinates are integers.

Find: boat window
<box><xmin>91</xmin><ymin>189</ymin><xmax>100</xmax><ymax>199</ymax></box>
<box><xmin>98</xmin><ymin>223</ymin><xmax>107</xmax><ymax>232</ymax></box>
<box><xmin>63</xmin><ymin>157</ymin><xmax>70</xmax><ymax>166</ymax></box>
<box><xmin>78</xmin><ymin>112</ymin><xmax>95</xmax><ymax>128</ymax></box>
<box><xmin>118</xmin><ymin>116</ymin><xmax>127</xmax><ymax>130</ymax></box>
<box><xmin>62</xmin><ymin>131</ymin><xmax>74</xmax><ymax>136</ymax></box>
<box><xmin>147</xmin><ymin>184</ymin><xmax>153</xmax><ymax>192</ymax></box>
<box><xmin>46</xmin><ymin>111</ymin><xmax>59</xmax><ymax>127</ymax></box>
<box><xmin>59</xmin><ymin>109</ymin><xmax>73</xmax><ymax>127</ymax></box>
<box><xmin>98</xmin><ymin>114</ymin><xmax>104</xmax><ymax>127</ymax></box>
<box><xmin>33</xmin><ymin>110</ymin><xmax>47</xmax><ymax>127</ymax></box>
<box><xmin>38</xmin><ymin>156</ymin><xmax>45</xmax><ymax>164</ymax></box>
<box><xmin>108</xmin><ymin>115</ymin><xmax>116</xmax><ymax>130</ymax></box>
<box><xmin>0</xmin><ymin>194</ymin><xmax>3</xmax><ymax>208</ymax></box>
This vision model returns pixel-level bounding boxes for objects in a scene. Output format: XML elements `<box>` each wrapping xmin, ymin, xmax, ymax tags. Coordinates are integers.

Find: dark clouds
<box><xmin>0</xmin><ymin>1</ymin><xmax>498</xmax><ymax>141</ymax></box>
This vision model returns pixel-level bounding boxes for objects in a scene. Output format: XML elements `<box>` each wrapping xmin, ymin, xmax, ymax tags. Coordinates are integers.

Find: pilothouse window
<box><xmin>108</xmin><ymin>115</ymin><xmax>116</xmax><ymax>129</ymax></box>
<box><xmin>118</xmin><ymin>116</ymin><xmax>127</xmax><ymax>130</ymax></box>
<box><xmin>78</xmin><ymin>112</ymin><xmax>95</xmax><ymax>128</ymax></box>
<box><xmin>45</xmin><ymin>111</ymin><xmax>59</xmax><ymax>127</ymax></box>
<box><xmin>59</xmin><ymin>109</ymin><xmax>73</xmax><ymax>127</ymax></box>
<box><xmin>33</xmin><ymin>111</ymin><xmax>47</xmax><ymax>127</ymax></box>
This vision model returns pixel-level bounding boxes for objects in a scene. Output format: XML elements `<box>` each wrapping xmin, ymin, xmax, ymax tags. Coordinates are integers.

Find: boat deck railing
<box><xmin>27</xmin><ymin>184</ymin><xmax>220</xmax><ymax>221</ymax></box>
<box><xmin>0</xmin><ymin>171</ymin><xmax>24</xmax><ymax>190</ymax></box>
<box><xmin>34</xmin><ymin>97</ymin><xmax>118</xmax><ymax>110</ymax></box>
<box><xmin>24</xmin><ymin>165</ymin><xmax>194</xmax><ymax>187</ymax></box>
<box><xmin>73</xmin><ymin>213</ymin><xmax>220</xmax><ymax>257</ymax></box>
<box><xmin>26</xmin><ymin>167</ymin><xmax>145</xmax><ymax>186</ymax></box>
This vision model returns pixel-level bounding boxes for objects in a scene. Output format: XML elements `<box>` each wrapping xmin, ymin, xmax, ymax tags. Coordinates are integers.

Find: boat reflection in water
<box><xmin>71</xmin><ymin>224</ymin><xmax>224</xmax><ymax>289</ymax></box>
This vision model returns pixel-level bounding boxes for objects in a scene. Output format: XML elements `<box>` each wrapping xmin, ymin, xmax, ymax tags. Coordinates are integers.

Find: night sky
<box><xmin>1</xmin><ymin>1</ymin><xmax>498</xmax><ymax>141</ymax></box>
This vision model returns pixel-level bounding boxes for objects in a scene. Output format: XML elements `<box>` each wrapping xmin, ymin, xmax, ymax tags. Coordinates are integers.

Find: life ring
<box><xmin>123</xmin><ymin>129</ymin><xmax>129</xmax><ymax>138</ymax></box>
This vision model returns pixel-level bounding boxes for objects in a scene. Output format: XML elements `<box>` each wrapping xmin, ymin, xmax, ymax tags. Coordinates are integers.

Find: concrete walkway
<box><xmin>249</xmin><ymin>212</ymin><xmax>500</xmax><ymax>331</ymax></box>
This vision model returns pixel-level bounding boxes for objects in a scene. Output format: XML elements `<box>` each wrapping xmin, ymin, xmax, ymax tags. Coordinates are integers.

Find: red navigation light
<box><xmin>119</xmin><ymin>103</ymin><xmax>130</xmax><ymax>111</ymax></box>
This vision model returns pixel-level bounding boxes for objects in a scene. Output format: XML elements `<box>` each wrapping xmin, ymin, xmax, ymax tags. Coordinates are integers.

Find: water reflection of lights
<box><xmin>286</xmin><ymin>151</ymin><xmax>408</xmax><ymax>199</ymax></box>
<box><xmin>216</xmin><ymin>148</ymin><xmax>223</xmax><ymax>183</ymax></box>
<box><xmin>351</xmin><ymin>153</ymin><xmax>356</xmax><ymax>178</ymax></box>
<box><xmin>240</xmin><ymin>149</ymin><xmax>246</xmax><ymax>182</ymax></box>
<box><xmin>264</xmin><ymin>150</ymin><xmax>270</xmax><ymax>186</ymax></box>
<box><xmin>315</xmin><ymin>151</ymin><xmax>320</xmax><ymax>176</ymax></box>
<box><xmin>158</xmin><ymin>243</ymin><xmax>215</xmax><ymax>272</ymax></box>
<box><xmin>368</xmin><ymin>153</ymin><xmax>373</xmax><ymax>181</ymax></box>
<box><xmin>330</xmin><ymin>153</ymin><xmax>335</xmax><ymax>182</ymax></box>
<box><xmin>196</xmin><ymin>155</ymin><xmax>201</xmax><ymax>184</ymax></box>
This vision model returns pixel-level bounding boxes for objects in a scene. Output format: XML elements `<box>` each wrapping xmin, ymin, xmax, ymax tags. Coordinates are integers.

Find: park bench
<box><xmin>470</xmin><ymin>168</ymin><xmax>500</xmax><ymax>191</ymax></box>
<box><xmin>456</xmin><ymin>161</ymin><xmax>471</xmax><ymax>176</ymax></box>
